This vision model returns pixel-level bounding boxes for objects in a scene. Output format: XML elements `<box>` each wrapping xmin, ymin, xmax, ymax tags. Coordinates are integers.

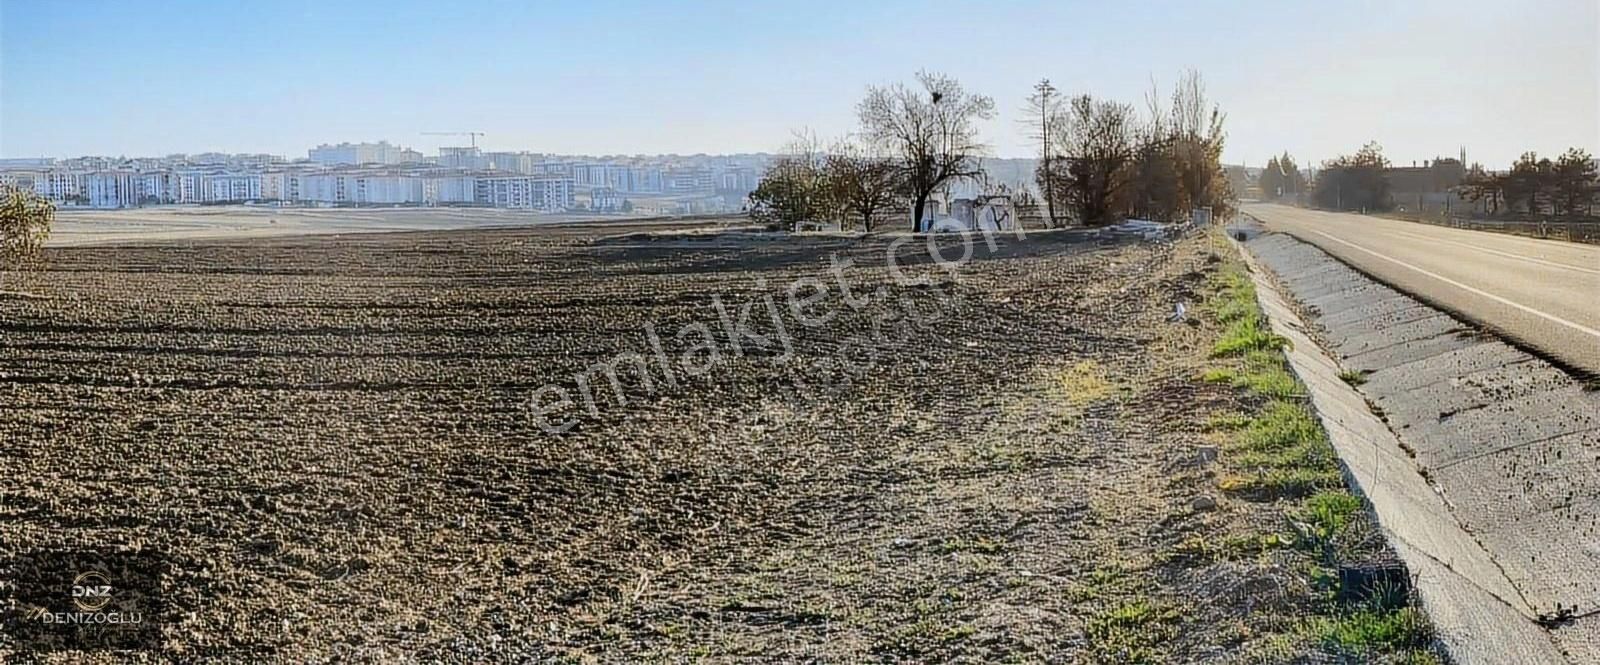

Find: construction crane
<box><xmin>421</xmin><ymin>131</ymin><xmax>486</xmax><ymax>149</ymax></box>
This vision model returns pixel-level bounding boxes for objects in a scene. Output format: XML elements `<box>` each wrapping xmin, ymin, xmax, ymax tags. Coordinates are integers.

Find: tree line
<box><xmin>1273</xmin><ymin>142</ymin><xmax>1598</xmax><ymax>217</ymax></box>
<box><xmin>751</xmin><ymin>70</ymin><xmax>1235</xmax><ymax>232</ymax></box>
<box><xmin>1459</xmin><ymin>149</ymin><xmax>1598</xmax><ymax>217</ymax></box>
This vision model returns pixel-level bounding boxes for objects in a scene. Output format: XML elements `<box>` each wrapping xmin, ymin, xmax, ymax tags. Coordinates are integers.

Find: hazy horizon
<box><xmin>3</xmin><ymin>0</ymin><xmax>1595</xmax><ymax>169</ymax></box>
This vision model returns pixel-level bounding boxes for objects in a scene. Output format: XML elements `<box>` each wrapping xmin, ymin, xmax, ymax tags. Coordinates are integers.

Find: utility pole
<box><xmin>1031</xmin><ymin>79</ymin><xmax>1059</xmax><ymax>228</ymax></box>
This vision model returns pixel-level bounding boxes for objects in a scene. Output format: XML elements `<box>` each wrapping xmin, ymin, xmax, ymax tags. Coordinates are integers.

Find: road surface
<box><xmin>1242</xmin><ymin>203</ymin><xmax>1600</xmax><ymax>374</ymax></box>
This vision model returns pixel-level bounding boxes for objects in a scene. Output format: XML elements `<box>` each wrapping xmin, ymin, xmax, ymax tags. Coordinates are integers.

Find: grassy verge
<box><xmin>1196</xmin><ymin>256</ymin><xmax>1443</xmax><ymax>663</ymax></box>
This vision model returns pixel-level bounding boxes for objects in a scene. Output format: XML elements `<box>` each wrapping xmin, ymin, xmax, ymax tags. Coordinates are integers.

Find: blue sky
<box><xmin>1</xmin><ymin>0</ymin><xmax>1594</xmax><ymax>168</ymax></box>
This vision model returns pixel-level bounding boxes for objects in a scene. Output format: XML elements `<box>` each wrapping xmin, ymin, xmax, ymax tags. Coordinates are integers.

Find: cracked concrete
<box><xmin>1236</xmin><ymin>228</ymin><xmax>1600</xmax><ymax>663</ymax></box>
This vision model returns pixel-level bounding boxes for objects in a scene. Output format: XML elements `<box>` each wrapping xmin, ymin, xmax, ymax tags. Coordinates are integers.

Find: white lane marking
<box><xmin>1305</xmin><ymin>229</ymin><xmax>1600</xmax><ymax>340</ymax></box>
<box><xmin>1383</xmin><ymin>226</ymin><xmax>1600</xmax><ymax>276</ymax></box>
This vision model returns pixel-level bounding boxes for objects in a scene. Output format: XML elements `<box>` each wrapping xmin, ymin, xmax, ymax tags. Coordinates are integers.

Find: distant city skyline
<box><xmin>2</xmin><ymin>0</ymin><xmax>1595</xmax><ymax>170</ymax></box>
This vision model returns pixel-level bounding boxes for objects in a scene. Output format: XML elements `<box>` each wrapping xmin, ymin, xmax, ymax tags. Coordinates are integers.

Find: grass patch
<box><xmin>1299</xmin><ymin>491</ymin><xmax>1364</xmax><ymax>536</ymax></box>
<box><xmin>1236</xmin><ymin>401</ymin><xmax>1324</xmax><ymax>452</ymax></box>
<box><xmin>1206</xmin><ymin>265</ymin><xmax>1291</xmax><ymax>358</ymax></box>
<box><xmin>1086</xmin><ymin>600</ymin><xmax>1179</xmax><ymax>663</ymax></box>
<box><xmin>1293</xmin><ymin>490</ymin><xmax>1366</xmax><ymax>558</ymax></box>
<box><xmin>1204</xmin><ymin>412</ymin><xmax>1253</xmax><ymax>431</ymax></box>
<box><xmin>1312</xmin><ymin>606</ymin><xmax>1434</xmax><ymax>655</ymax></box>
<box><xmin>1219</xmin><ymin>468</ymin><xmax>1344</xmax><ymax>500</ymax></box>
<box><xmin>1203</xmin><ymin>347</ymin><xmax>1303</xmax><ymax>399</ymax></box>
<box><xmin>1195</xmin><ymin>240</ymin><xmax>1441</xmax><ymax>663</ymax></box>
<box><xmin>1213</xmin><ymin>316</ymin><xmax>1290</xmax><ymax>357</ymax></box>
<box><xmin>1233</xmin><ymin>441</ymin><xmax>1336</xmax><ymax>471</ymax></box>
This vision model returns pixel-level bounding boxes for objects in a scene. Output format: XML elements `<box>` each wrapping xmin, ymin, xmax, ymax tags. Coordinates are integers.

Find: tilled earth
<box><xmin>1</xmin><ymin>223</ymin><xmax>1268</xmax><ymax>662</ymax></box>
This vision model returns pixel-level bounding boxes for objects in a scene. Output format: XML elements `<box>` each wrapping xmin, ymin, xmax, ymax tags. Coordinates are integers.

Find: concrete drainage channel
<box><xmin>1231</xmin><ymin>223</ymin><xmax>1600</xmax><ymax>663</ymax></box>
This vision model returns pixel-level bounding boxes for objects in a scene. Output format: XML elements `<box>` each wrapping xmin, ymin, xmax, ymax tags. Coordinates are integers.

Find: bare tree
<box><xmin>825</xmin><ymin>140</ymin><xmax>903</xmax><ymax>232</ymax></box>
<box><xmin>1020</xmin><ymin>78</ymin><xmax>1064</xmax><ymax>227</ymax></box>
<box><xmin>749</xmin><ymin>131</ymin><xmax>834</xmax><ymax>231</ymax></box>
<box><xmin>1054</xmin><ymin>95</ymin><xmax>1138</xmax><ymax>225</ymax></box>
<box><xmin>858</xmin><ymin>71</ymin><xmax>995</xmax><ymax>231</ymax></box>
<box><xmin>1128</xmin><ymin>77</ymin><xmax>1180</xmax><ymax>221</ymax></box>
<box><xmin>1169</xmin><ymin>70</ymin><xmax>1228</xmax><ymax>214</ymax></box>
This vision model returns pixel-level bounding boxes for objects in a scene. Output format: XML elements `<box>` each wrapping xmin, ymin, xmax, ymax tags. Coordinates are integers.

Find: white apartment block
<box><xmin>260</xmin><ymin>172</ymin><xmax>295</xmax><ymax>201</ymax></box>
<box><xmin>34</xmin><ymin>171</ymin><xmax>84</xmax><ymax>201</ymax></box>
<box><xmin>484</xmin><ymin>152</ymin><xmax>533</xmax><ymax>174</ymax></box>
<box><xmin>354</xmin><ymin>175</ymin><xmax>424</xmax><ymax>204</ymax></box>
<box><xmin>85</xmin><ymin>172</ymin><xmax>145</xmax><ymax>208</ymax></box>
<box><xmin>308</xmin><ymin>141</ymin><xmax>420</xmax><ymax>166</ymax></box>
<box><xmin>205</xmin><ymin>174</ymin><xmax>261</xmax><ymax>202</ymax></box>
<box><xmin>172</xmin><ymin>171</ymin><xmax>207</xmax><ymax>203</ymax></box>
<box><xmin>476</xmin><ymin>175</ymin><xmax>573</xmax><ymax>210</ymax></box>
<box><xmin>424</xmin><ymin>175</ymin><xmax>477</xmax><ymax>204</ymax></box>
<box><xmin>438</xmin><ymin>147</ymin><xmax>484</xmax><ymax>170</ymax></box>
<box><xmin>140</xmin><ymin>172</ymin><xmax>172</xmax><ymax>203</ymax></box>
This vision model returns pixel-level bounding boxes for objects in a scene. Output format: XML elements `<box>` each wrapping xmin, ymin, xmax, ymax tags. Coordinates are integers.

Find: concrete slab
<box><xmin>1238</xmin><ymin>237</ymin><xmax>1566</xmax><ymax>663</ymax></box>
<box><xmin>1361</xmin><ymin>342</ymin><xmax>1533</xmax><ymax>397</ymax></box>
<box><xmin>1238</xmin><ymin>229</ymin><xmax>1600</xmax><ymax>663</ymax></box>
<box><xmin>1333</xmin><ymin>314</ymin><xmax>1466</xmax><ymax>357</ymax></box>
<box><xmin>1407</xmin><ymin>388</ymin><xmax>1600</xmax><ymax>467</ymax></box>
<box><xmin>1365</xmin><ymin>361</ymin><xmax>1573</xmax><ymax>426</ymax></box>
<box><xmin>1317</xmin><ymin>299</ymin><xmax>1444</xmax><ymax>342</ymax></box>
<box><xmin>1342</xmin><ymin>331</ymin><xmax>1482</xmax><ymax>374</ymax></box>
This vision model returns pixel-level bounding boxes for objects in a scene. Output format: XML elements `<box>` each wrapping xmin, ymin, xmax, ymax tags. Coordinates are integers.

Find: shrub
<box><xmin>0</xmin><ymin>185</ymin><xmax>54</xmax><ymax>268</ymax></box>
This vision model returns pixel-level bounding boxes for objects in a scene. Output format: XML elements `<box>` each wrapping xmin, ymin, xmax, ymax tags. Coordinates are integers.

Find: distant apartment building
<box><xmin>85</xmin><ymin>172</ymin><xmax>146</xmax><ymax>208</ymax></box>
<box><xmin>172</xmin><ymin>171</ymin><xmax>209</xmax><ymax>203</ymax></box>
<box><xmin>0</xmin><ymin>158</ymin><xmax>55</xmax><ymax>169</ymax></box>
<box><xmin>260</xmin><ymin>171</ymin><xmax>295</xmax><ymax>201</ymax></box>
<box><xmin>665</xmin><ymin>167</ymin><xmax>715</xmax><ymax>194</ymax></box>
<box><xmin>228</xmin><ymin>153</ymin><xmax>287</xmax><ymax>170</ymax></box>
<box><xmin>568</xmin><ymin>162</ymin><xmax>665</xmax><ymax>194</ymax></box>
<box><xmin>309</xmin><ymin>141</ymin><xmax>420</xmax><ymax>166</ymax></box>
<box><xmin>353</xmin><ymin>174</ymin><xmax>425</xmax><ymax>204</ymax></box>
<box><xmin>476</xmin><ymin>174</ymin><xmax>573</xmax><ymax>210</ymax></box>
<box><xmin>34</xmin><ymin>171</ymin><xmax>85</xmax><ymax>201</ymax></box>
<box><xmin>484</xmin><ymin>152</ymin><xmax>534</xmax><ymax>174</ymax></box>
<box><xmin>589</xmin><ymin>187</ymin><xmax>625</xmax><ymax>212</ymax></box>
<box><xmin>424</xmin><ymin>175</ymin><xmax>477</xmax><ymax>205</ymax></box>
<box><xmin>205</xmin><ymin>174</ymin><xmax>262</xmax><ymax>203</ymax></box>
<box><xmin>0</xmin><ymin>172</ymin><xmax>30</xmax><ymax>191</ymax></box>
<box><xmin>627</xmin><ymin>166</ymin><xmax>664</xmax><ymax>194</ymax></box>
<box><xmin>140</xmin><ymin>172</ymin><xmax>173</xmax><ymax>203</ymax></box>
<box><xmin>438</xmin><ymin>147</ymin><xmax>484</xmax><ymax>170</ymax></box>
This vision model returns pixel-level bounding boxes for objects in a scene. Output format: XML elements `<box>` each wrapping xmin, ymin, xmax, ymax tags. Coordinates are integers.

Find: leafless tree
<box><xmin>1128</xmin><ymin>77</ymin><xmax>1181</xmax><ymax>221</ymax></box>
<box><xmin>858</xmin><ymin>71</ymin><xmax>995</xmax><ymax>231</ymax></box>
<box><xmin>1169</xmin><ymin>70</ymin><xmax>1228</xmax><ymax>214</ymax></box>
<box><xmin>1053</xmin><ymin>95</ymin><xmax>1138</xmax><ymax>225</ymax></box>
<box><xmin>1020</xmin><ymin>78</ymin><xmax>1064</xmax><ymax>227</ymax></box>
<box><xmin>825</xmin><ymin>140</ymin><xmax>903</xmax><ymax>232</ymax></box>
<box><xmin>749</xmin><ymin>130</ymin><xmax>834</xmax><ymax>231</ymax></box>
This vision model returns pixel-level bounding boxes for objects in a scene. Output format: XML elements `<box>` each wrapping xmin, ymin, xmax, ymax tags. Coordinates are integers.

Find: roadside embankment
<box><xmin>1238</xmin><ymin>225</ymin><xmax>1600</xmax><ymax>662</ymax></box>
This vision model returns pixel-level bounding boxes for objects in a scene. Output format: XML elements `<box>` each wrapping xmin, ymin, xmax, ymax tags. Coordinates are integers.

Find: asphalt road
<box><xmin>1242</xmin><ymin>203</ymin><xmax>1600</xmax><ymax>374</ymax></box>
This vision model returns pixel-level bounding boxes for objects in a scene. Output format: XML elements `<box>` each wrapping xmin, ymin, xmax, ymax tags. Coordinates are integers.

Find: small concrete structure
<box><xmin>921</xmin><ymin>195</ymin><xmax>1015</xmax><ymax>233</ymax></box>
